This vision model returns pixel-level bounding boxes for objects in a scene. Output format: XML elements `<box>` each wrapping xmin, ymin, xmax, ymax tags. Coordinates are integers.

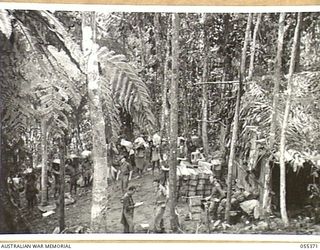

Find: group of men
<box><xmin>117</xmin><ymin>134</ymin><xmax>209</xmax><ymax>233</ymax></box>
<box><xmin>118</xmin><ymin>170</ymin><xmax>258</xmax><ymax>233</ymax></box>
<box><xmin>204</xmin><ymin>175</ymin><xmax>261</xmax><ymax>223</ymax></box>
<box><xmin>115</xmin><ymin>134</ymin><xmax>203</xmax><ymax>194</ymax></box>
<box><xmin>120</xmin><ymin>179</ymin><xmax>168</xmax><ymax>233</ymax></box>
<box><xmin>7</xmin><ymin>170</ymin><xmax>39</xmax><ymax>210</ymax></box>
<box><xmin>50</xmin><ymin>156</ymin><xmax>92</xmax><ymax>199</ymax></box>
<box><xmin>114</xmin><ymin>134</ymin><xmax>169</xmax><ymax>194</ymax></box>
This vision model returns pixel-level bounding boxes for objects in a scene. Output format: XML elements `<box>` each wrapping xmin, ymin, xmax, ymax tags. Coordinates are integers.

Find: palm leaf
<box><xmin>99</xmin><ymin>47</ymin><xmax>156</xmax><ymax>130</ymax></box>
<box><xmin>39</xmin><ymin>10</ymin><xmax>84</xmax><ymax>72</ymax></box>
<box><xmin>2</xmin><ymin>97</ymin><xmax>34</xmax><ymax>136</ymax></box>
<box><xmin>100</xmin><ymin>77</ymin><xmax>121</xmax><ymax>143</ymax></box>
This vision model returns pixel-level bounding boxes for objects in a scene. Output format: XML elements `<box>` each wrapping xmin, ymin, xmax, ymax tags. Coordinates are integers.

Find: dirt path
<box><xmin>25</xmin><ymin>170</ymin><xmax>197</xmax><ymax>233</ymax></box>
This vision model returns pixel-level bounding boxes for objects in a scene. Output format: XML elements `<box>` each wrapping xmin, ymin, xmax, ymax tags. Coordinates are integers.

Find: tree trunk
<box><xmin>279</xmin><ymin>12</ymin><xmax>302</xmax><ymax>227</ymax></box>
<box><xmin>75</xmin><ymin>95</ymin><xmax>87</xmax><ymax>154</ymax></box>
<box><xmin>58</xmin><ymin>137</ymin><xmax>65</xmax><ymax>232</ymax></box>
<box><xmin>82</xmin><ymin>11</ymin><xmax>109</xmax><ymax>233</ymax></box>
<box><xmin>40</xmin><ymin>118</ymin><xmax>48</xmax><ymax>206</ymax></box>
<box><xmin>220</xmin><ymin>13</ymin><xmax>231</xmax><ymax>167</ymax></box>
<box><xmin>168</xmin><ymin>13</ymin><xmax>180</xmax><ymax>232</ymax></box>
<box><xmin>138</xmin><ymin>13</ymin><xmax>146</xmax><ymax>77</ymax></box>
<box><xmin>160</xmin><ymin>15</ymin><xmax>170</xmax><ymax>139</ymax></box>
<box><xmin>225</xmin><ymin>13</ymin><xmax>252</xmax><ymax>223</ymax></box>
<box><xmin>262</xmin><ymin>13</ymin><xmax>286</xmax><ymax>218</ymax></box>
<box><xmin>75</xmin><ymin>114</ymin><xmax>83</xmax><ymax>155</ymax></box>
<box><xmin>201</xmin><ymin>13</ymin><xmax>209</xmax><ymax>157</ymax></box>
<box><xmin>248</xmin><ymin>13</ymin><xmax>262</xmax><ymax>81</ymax></box>
<box><xmin>219</xmin><ymin>124</ymin><xmax>226</xmax><ymax>162</ymax></box>
<box><xmin>295</xmin><ymin>19</ymin><xmax>302</xmax><ymax>73</ymax></box>
<box><xmin>248</xmin><ymin>131</ymin><xmax>258</xmax><ymax>170</ymax></box>
<box><xmin>181</xmin><ymin>82</ymin><xmax>188</xmax><ymax>137</ymax></box>
<box><xmin>154</xmin><ymin>13</ymin><xmax>168</xmax><ymax>136</ymax></box>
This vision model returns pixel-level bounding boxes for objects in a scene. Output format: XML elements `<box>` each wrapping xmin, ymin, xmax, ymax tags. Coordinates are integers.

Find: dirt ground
<box><xmin>21</xmin><ymin>169</ymin><xmax>201</xmax><ymax>234</ymax></box>
<box><xmin>19</xmin><ymin>169</ymin><xmax>320</xmax><ymax>235</ymax></box>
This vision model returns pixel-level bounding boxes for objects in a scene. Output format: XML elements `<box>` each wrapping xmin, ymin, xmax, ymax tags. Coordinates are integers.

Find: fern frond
<box><xmin>14</xmin><ymin>19</ymin><xmax>36</xmax><ymax>52</ymax></box>
<box><xmin>99</xmin><ymin>47</ymin><xmax>156</xmax><ymax>130</ymax></box>
<box><xmin>39</xmin><ymin>11</ymin><xmax>84</xmax><ymax>71</ymax></box>
<box><xmin>47</xmin><ymin>45</ymin><xmax>83</xmax><ymax>83</ymax></box>
<box><xmin>100</xmin><ymin>77</ymin><xmax>121</xmax><ymax>143</ymax></box>
<box><xmin>2</xmin><ymin>97</ymin><xmax>34</xmax><ymax>137</ymax></box>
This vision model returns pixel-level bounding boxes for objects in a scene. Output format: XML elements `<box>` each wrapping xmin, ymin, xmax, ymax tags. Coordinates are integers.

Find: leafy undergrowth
<box><xmin>20</xmin><ymin>170</ymin><xmax>320</xmax><ymax>234</ymax></box>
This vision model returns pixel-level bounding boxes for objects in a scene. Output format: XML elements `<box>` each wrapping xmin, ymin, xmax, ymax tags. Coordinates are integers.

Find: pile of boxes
<box><xmin>174</xmin><ymin>159</ymin><xmax>223</xmax><ymax>221</ymax></box>
<box><xmin>176</xmin><ymin>173</ymin><xmax>213</xmax><ymax>199</ymax></box>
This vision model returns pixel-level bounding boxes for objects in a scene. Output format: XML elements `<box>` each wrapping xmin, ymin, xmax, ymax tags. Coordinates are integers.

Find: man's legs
<box><xmin>154</xmin><ymin>206</ymin><xmax>165</xmax><ymax>232</ymax></box>
<box><xmin>123</xmin><ymin>221</ymin><xmax>129</xmax><ymax>233</ymax></box>
<box><xmin>209</xmin><ymin>201</ymin><xmax>219</xmax><ymax>219</ymax></box>
<box><xmin>121</xmin><ymin>178</ymin><xmax>125</xmax><ymax>194</ymax></box>
<box><xmin>152</xmin><ymin>160</ymin><xmax>160</xmax><ymax>176</ymax></box>
<box><xmin>125</xmin><ymin>215</ymin><xmax>134</xmax><ymax>233</ymax></box>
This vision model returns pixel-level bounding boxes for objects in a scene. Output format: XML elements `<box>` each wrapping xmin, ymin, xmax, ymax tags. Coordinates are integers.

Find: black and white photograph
<box><xmin>1</xmin><ymin>5</ymin><xmax>320</xmax><ymax>238</ymax></box>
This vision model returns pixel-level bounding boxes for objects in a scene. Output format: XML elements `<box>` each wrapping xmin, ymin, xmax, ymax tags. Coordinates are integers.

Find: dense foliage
<box><xmin>1</xmin><ymin>9</ymin><xmax>320</xmax><ymax>232</ymax></box>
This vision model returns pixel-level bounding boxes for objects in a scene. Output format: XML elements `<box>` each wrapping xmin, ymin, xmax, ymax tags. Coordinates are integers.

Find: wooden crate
<box><xmin>189</xmin><ymin>179</ymin><xmax>198</xmax><ymax>186</ymax></box>
<box><xmin>191</xmin><ymin>212</ymin><xmax>202</xmax><ymax>221</ymax></box>
<box><xmin>204</xmin><ymin>190</ymin><xmax>211</xmax><ymax>196</ymax></box>
<box><xmin>188</xmin><ymin>190</ymin><xmax>196</xmax><ymax>196</ymax></box>
<box><xmin>198</xmin><ymin>179</ymin><xmax>207</xmax><ymax>185</ymax></box>
<box><xmin>182</xmin><ymin>175</ymin><xmax>190</xmax><ymax>181</ymax></box>
<box><xmin>190</xmin><ymin>175</ymin><xmax>199</xmax><ymax>181</ymax></box>
<box><xmin>196</xmin><ymin>189</ymin><xmax>204</xmax><ymax>196</ymax></box>
<box><xmin>188</xmin><ymin>196</ymin><xmax>202</xmax><ymax>207</ymax></box>
<box><xmin>187</xmin><ymin>196</ymin><xmax>203</xmax><ymax>221</ymax></box>
<box><xmin>198</xmin><ymin>173</ymin><xmax>210</xmax><ymax>180</ymax></box>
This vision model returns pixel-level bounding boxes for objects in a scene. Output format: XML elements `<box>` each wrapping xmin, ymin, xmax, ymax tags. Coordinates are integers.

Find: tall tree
<box><xmin>248</xmin><ymin>13</ymin><xmax>262</xmax><ymax>81</ymax></box>
<box><xmin>168</xmin><ymin>13</ymin><xmax>180</xmax><ymax>232</ymax></box>
<box><xmin>279</xmin><ymin>12</ymin><xmax>302</xmax><ymax>227</ymax></box>
<box><xmin>154</xmin><ymin>13</ymin><xmax>163</xmax><ymax>129</ymax></box>
<box><xmin>82</xmin><ymin>11</ymin><xmax>109</xmax><ymax>232</ymax></box>
<box><xmin>58</xmin><ymin>137</ymin><xmax>66</xmax><ymax>232</ymax></box>
<box><xmin>201</xmin><ymin>13</ymin><xmax>209</xmax><ymax>157</ymax></box>
<box><xmin>262</xmin><ymin>13</ymin><xmax>286</xmax><ymax>217</ymax></box>
<box><xmin>40</xmin><ymin>119</ymin><xmax>48</xmax><ymax>206</ymax></box>
<box><xmin>225</xmin><ymin>13</ymin><xmax>252</xmax><ymax>223</ymax></box>
<box><xmin>160</xmin><ymin>15</ymin><xmax>170</xmax><ymax>139</ymax></box>
<box><xmin>138</xmin><ymin>13</ymin><xmax>146</xmax><ymax>73</ymax></box>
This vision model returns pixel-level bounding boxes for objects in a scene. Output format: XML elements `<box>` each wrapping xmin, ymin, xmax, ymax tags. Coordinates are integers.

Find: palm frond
<box><xmin>100</xmin><ymin>77</ymin><xmax>121</xmax><ymax>143</ymax></box>
<box><xmin>14</xmin><ymin>19</ymin><xmax>36</xmax><ymax>52</ymax></box>
<box><xmin>39</xmin><ymin>10</ymin><xmax>84</xmax><ymax>71</ymax></box>
<box><xmin>47</xmin><ymin>45</ymin><xmax>83</xmax><ymax>83</ymax></box>
<box><xmin>2</xmin><ymin>97</ymin><xmax>34</xmax><ymax>137</ymax></box>
<box><xmin>99</xmin><ymin>47</ymin><xmax>156</xmax><ymax>130</ymax></box>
